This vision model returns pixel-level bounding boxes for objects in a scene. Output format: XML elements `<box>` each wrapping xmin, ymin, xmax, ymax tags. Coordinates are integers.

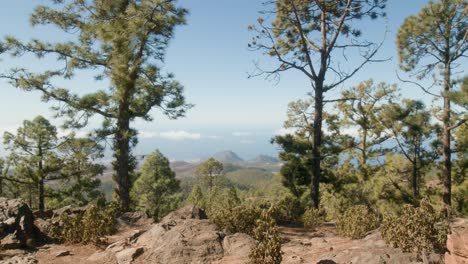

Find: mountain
<box><xmin>250</xmin><ymin>155</ymin><xmax>279</xmax><ymax>164</ymax></box>
<box><xmin>170</xmin><ymin>161</ymin><xmax>199</xmax><ymax>178</ymax></box>
<box><xmin>211</xmin><ymin>151</ymin><xmax>244</xmax><ymax>164</ymax></box>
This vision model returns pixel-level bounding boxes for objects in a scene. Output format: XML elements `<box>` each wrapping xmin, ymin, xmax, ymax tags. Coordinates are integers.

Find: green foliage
<box><xmin>397</xmin><ymin>0</ymin><xmax>466</xmax><ymax>77</ymax></box>
<box><xmin>381</xmin><ymin>99</ymin><xmax>439</xmax><ymax>199</ymax></box>
<box><xmin>3</xmin><ymin>116</ymin><xmax>62</xmax><ymax>211</ymax></box>
<box><xmin>250</xmin><ymin>0</ymin><xmax>387</xmax><ymax>209</ymax></box>
<box><xmin>195</xmin><ymin>158</ymin><xmax>224</xmax><ymax>191</ymax></box>
<box><xmin>381</xmin><ymin>200</ymin><xmax>448</xmax><ymax>256</ymax></box>
<box><xmin>270</xmin><ymin>193</ymin><xmax>306</xmax><ymax>224</ymax></box>
<box><xmin>225</xmin><ymin>168</ymin><xmax>273</xmax><ymax>190</ymax></box>
<box><xmin>48</xmin><ymin>204</ymin><xmax>118</xmax><ymax>245</ymax></box>
<box><xmin>249</xmin><ymin>210</ymin><xmax>282</xmax><ymax>264</ymax></box>
<box><xmin>131</xmin><ymin>150</ymin><xmax>181</xmax><ymax>221</ymax></box>
<box><xmin>209</xmin><ymin>189</ymin><xmax>261</xmax><ymax>235</ymax></box>
<box><xmin>3</xmin><ymin>0</ymin><xmax>191</xmax><ymax>211</ymax></box>
<box><xmin>336</xmin><ymin>205</ymin><xmax>380</xmax><ymax>239</ymax></box>
<box><xmin>337</xmin><ymin>80</ymin><xmax>397</xmax><ymax>181</ymax></box>
<box><xmin>397</xmin><ymin>0</ymin><xmax>467</xmax><ymax>211</ymax></box>
<box><xmin>453</xmin><ymin>124</ymin><xmax>468</xmax><ymax>216</ymax></box>
<box><xmin>302</xmin><ymin>208</ymin><xmax>323</xmax><ymax>230</ymax></box>
<box><xmin>273</xmin><ymin>99</ymin><xmax>352</xmax><ymax>206</ymax></box>
<box><xmin>187</xmin><ymin>184</ymin><xmax>206</xmax><ymax>209</ymax></box>
<box><xmin>51</xmin><ymin>138</ymin><xmax>106</xmax><ymax>208</ymax></box>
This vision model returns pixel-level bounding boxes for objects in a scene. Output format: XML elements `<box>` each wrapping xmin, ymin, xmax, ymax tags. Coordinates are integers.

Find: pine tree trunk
<box><xmin>412</xmin><ymin>156</ymin><xmax>418</xmax><ymax>200</ymax></box>
<box><xmin>38</xmin><ymin>176</ymin><xmax>45</xmax><ymax>212</ymax></box>
<box><xmin>38</xmin><ymin>148</ymin><xmax>45</xmax><ymax>212</ymax></box>
<box><xmin>442</xmin><ymin>62</ymin><xmax>452</xmax><ymax>213</ymax></box>
<box><xmin>114</xmin><ymin>105</ymin><xmax>132</xmax><ymax>212</ymax></box>
<box><xmin>311</xmin><ymin>81</ymin><xmax>323</xmax><ymax>209</ymax></box>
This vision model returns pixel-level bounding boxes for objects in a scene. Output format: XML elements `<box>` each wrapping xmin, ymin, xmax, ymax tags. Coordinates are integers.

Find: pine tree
<box><xmin>3</xmin><ymin>116</ymin><xmax>62</xmax><ymax>211</ymax></box>
<box><xmin>55</xmin><ymin>138</ymin><xmax>106</xmax><ymax>207</ymax></box>
<box><xmin>195</xmin><ymin>158</ymin><xmax>224</xmax><ymax>192</ymax></box>
<box><xmin>337</xmin><ymin>80</ymin><xmax>397</xmax><ymax>181</ymax></box>
<box><xmin>382</xmin><ymin>100</ymin><xmax>440</xmax><ymax>200</ymax></box>
<box><xmin>273</xmin><ymin>99</ymin><xmax>352</xmax><ymax>199</ymax></box>
<box><xmin>397</xmin><ymin>0</ymin><xmax>467</xmax><ymax>213</ymax></box>
<box><xmin>249</xmin><ymin>0</ymin><xmax>387</xmax><ymax>208</ymax></box>
<box><xmin>2</xmin><ymin>0</ymin><xmax>190</xmax><ymax>211</ymax></box>
<box><xmin>131</xmin><ymin>150</ymin><xmax>181</xmax><ymax>221</ymax></box>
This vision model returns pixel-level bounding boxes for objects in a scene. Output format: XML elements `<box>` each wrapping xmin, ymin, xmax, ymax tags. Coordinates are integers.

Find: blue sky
<box><xmin>0</xmin><ymin>0</ymin><xmax>441</xmax><ymax>160</ymax></box>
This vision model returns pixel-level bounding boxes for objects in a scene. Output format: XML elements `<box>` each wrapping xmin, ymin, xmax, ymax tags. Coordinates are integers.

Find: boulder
<box><xmin>133</xmin><ymin>207</ymin><xmax>225</xmax><ymax>264</ymax></box>
<box><xmin>215</xmin><ymin>233</ymin><xmax>255</xmax><ymax>264</ymax></box>
<box><xmin>0</xmin><ymin>254</ymin><xmax>37</xmax><ymax>264</ymax></box>
<box><xmin>0</xmin><ymin>198</ymin><xmax>35</xmax><ymax>249</ymax></box>
<box><xmin>87</xmin><ymin>206</ymin><xmax>254</xmax><ymax>264</ymax></box>
<box><xmin>116</xmin><ymin>247</ymin><xmax>144</xmax><ymax>264</ymax></box>
<box><xmin>445</xmin><ymin>218</ymin><xmax>468</xmax><ymax>264</ymax></box>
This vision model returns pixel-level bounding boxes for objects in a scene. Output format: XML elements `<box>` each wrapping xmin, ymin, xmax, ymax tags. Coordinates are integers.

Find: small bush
<box><xmin>210</xmin><ymin>203</ymin><xmax>261</xmax><ymax>235</ymax></box>
<box><xmin>249</xmin><ymin>210</ymin><xmax>282</xmax><ymax>264</ymax></box>
<box><xmin>380</xmin><ymin>200</ymin><xmax>448</xmax><ymax>257</ymax></box>
<box><xmin>302</xmin><ymin>208</ymin><xmax>323</xmax><ymax>230</ymax></box>
<box><xmin>48</xmin><ymin>204</ymin><xmax>118</xmax><ymax>245</ymax></box>
<box><xmin>270</xmin><ymin>194</ymin><xmax>305</xmax><ymax>224</ymax></box>
<box><xmin>336</xmin><ymin>205</ymin><xmax>380</xmax><ymax>239</ymax></box>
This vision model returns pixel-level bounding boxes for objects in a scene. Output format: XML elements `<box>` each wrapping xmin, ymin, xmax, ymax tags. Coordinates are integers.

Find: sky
<box><xmin>0</xmin><ymin>0</ymin><xmax>444</xmax><ymax>160</ymax></box>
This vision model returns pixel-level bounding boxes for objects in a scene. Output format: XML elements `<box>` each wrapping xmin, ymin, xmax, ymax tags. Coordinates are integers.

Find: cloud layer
<box><xmin>139</xmin><ymin>130</ymin><xmax>202</xmax><ymax>140</ymax></box>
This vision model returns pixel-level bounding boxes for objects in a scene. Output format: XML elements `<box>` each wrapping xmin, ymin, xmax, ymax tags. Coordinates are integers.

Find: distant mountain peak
<box><xmin>212</xmin><ymin>151</ymin><xmax>244</xmax><ymax>163</ymax></box>
<box><xmin>251</xmin><ymin>155</ymin><xmax>279</xmax><ymax>163</ymax></box>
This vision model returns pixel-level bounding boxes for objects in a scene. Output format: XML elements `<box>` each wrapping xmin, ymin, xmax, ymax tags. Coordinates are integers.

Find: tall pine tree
<box><xmin>397</xmin><ymin>0</ymin><xmax>467</xmax><ymax>213</ymax></box>
<box><xmin>2</xmin><ymin>0</ymin><xmax>190</xmax><ymax>211</ymax></box>
<box><xmin>249</xmin><ymin>0</ymin><xmax>387</xmax><ymax>208</ymax></box>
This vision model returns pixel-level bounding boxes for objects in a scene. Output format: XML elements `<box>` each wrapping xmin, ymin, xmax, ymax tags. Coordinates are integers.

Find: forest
<box><xmin>0</xmin><ymin>1</ymin><xmax>466</xmax><ymax>264</ymax></box>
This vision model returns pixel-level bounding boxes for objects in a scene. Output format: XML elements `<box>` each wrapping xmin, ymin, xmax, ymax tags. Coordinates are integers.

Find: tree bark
<box><xmin>114</xmin><ymin>103</ymin><xmax>131</xmax><ymax>211</ymax></box>
<box><xmin>311</xmin><ymin>81</ymin><xmax>323</xmax><ymax>209</ymax></box>
<box><xmin>412</xmin><ymin>154</ymin><xmax>418</xmax><ymax>200</ymax></box>
<box><xmin>442</xmin><ymin>62</ymin><xmax>452</xmax><ymax>212</ymax></box>
<box><xmin>38</xmin><ymin>152</ymin><xmax>45</xmax><ymax>212</ymax></box>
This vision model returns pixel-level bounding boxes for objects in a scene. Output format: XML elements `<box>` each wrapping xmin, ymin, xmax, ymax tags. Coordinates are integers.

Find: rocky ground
<box><xmin>1</xmin><ymin>198</ymin><xmax>467</xmax><ymax>264</ymax></box>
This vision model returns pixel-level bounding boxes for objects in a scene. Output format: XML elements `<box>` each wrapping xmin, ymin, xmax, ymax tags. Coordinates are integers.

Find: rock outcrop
<box><xmin>0</xmin><ymin>198</ymin><xmax>35</xmax><ymax>250</ymax></box>
<box><xmin>87</xmin><ymin>206</ymin><xmax>254</xmax><ymax>264</ymax></box>
<box><xmin>445</xmin><ymin>218</ymin><xmax>468</xmax><ymax>264</ymax></box>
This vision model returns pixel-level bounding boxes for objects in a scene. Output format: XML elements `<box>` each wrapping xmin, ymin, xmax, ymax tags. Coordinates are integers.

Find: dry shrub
<box><xmin>380</xmin><ymin>200</ymin><xmax>448</xmax><ymax>257</ymax></box>
<box><xmin>336</xmin><ymin>205</ymin><xmax>380</xmax><ymax>239</ymax></box>
<box><xmin>249</xmin><ymin>210</ymin><xmax>282</xmax><ymax>264</ymax></box>
<box><xmin>302</xmin><ymin>208</ymin><xmax>323</xmax><ymax>230</ymax></box>
<box><xmin>48</xmin><ymin>203</ymin><xmax>118</xmax><ymax>245</ymax></box>
<box><xmin>210</xmin><ymin>203</ymin><xmax>261</xmax><ymax>235</ymax></box>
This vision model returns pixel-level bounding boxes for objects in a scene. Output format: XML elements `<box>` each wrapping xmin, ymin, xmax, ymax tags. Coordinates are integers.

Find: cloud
<box><xmin>274</xmin><ymin>127</ymin><xmax>296</xmax><ymax>136</ymax></box>
<box><xmin>0</xmin><ymin>126</ymin><xmax>19</xmax><ymax>136</ymax></box>
<box><xmin>204</xmin><ymin>135</ymin><xmax>223</xmax><ymax>139</ymax></box>
<box><xmin>240</xmin><ymin>140</ymin><xmax>255</xmax><ymax>144</ymax></box>
<box><xmin>139</xmin><ymin>130</ymin><xmax>202</xmax><ymax>141</ymax></box>
<box><xmin>232</xmin><ymin>131</ymin><xmax>253</xmax><ymax>137</ymax></box>
<box><xmin>57</xmin><ymin>129</ymin><xmax>90</xmax><ymax>138</ymax></box>
<box><xmin>341</xmin><ymin>127</ymin><xmax>359</xmax><ymax>137</ymax></box>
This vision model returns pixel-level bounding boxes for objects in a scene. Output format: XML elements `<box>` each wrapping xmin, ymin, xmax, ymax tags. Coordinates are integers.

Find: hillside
<box><xmin>97</xmin><ymin>151</ymin><xmax>281</xmax><ymax>198</ymax></box>
<box><xmin>211</xmin><ymin>151</ymin><xmax>244</xmax><ymax>164</ymax></box>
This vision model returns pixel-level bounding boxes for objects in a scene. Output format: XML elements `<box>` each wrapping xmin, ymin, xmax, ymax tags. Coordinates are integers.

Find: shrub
<box><xmin>210</xmin><ymin>203</ymin><xmax>261</xmax><ymax>235</ymax></box>
<box><xmin>302</xmin><ymin>208</ymin><xmax>323</xmax><ymax>230</ymax></box>
<box><xmin>380</xmin><ymin>200</ymin><xmax>448</xmax><ymax>257</ymax></box>
<box><xmin>270</xmin><ymin>194</ymin><xmax>305</xmax><ymax>224</ymax></box>
<box><xmin>336</xmin><ymin>205</ymin><xmax>380</xmax><ymax>239</ymax></box>
<box><xmin>249</xmin><ymin>210</ymin><xmax>282</xmax><ymax>264</ymax></box>
<box><xmin>48</xmin><ymin>204</ymin><xmax>118</xmax><ymax>245</ymax></box>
